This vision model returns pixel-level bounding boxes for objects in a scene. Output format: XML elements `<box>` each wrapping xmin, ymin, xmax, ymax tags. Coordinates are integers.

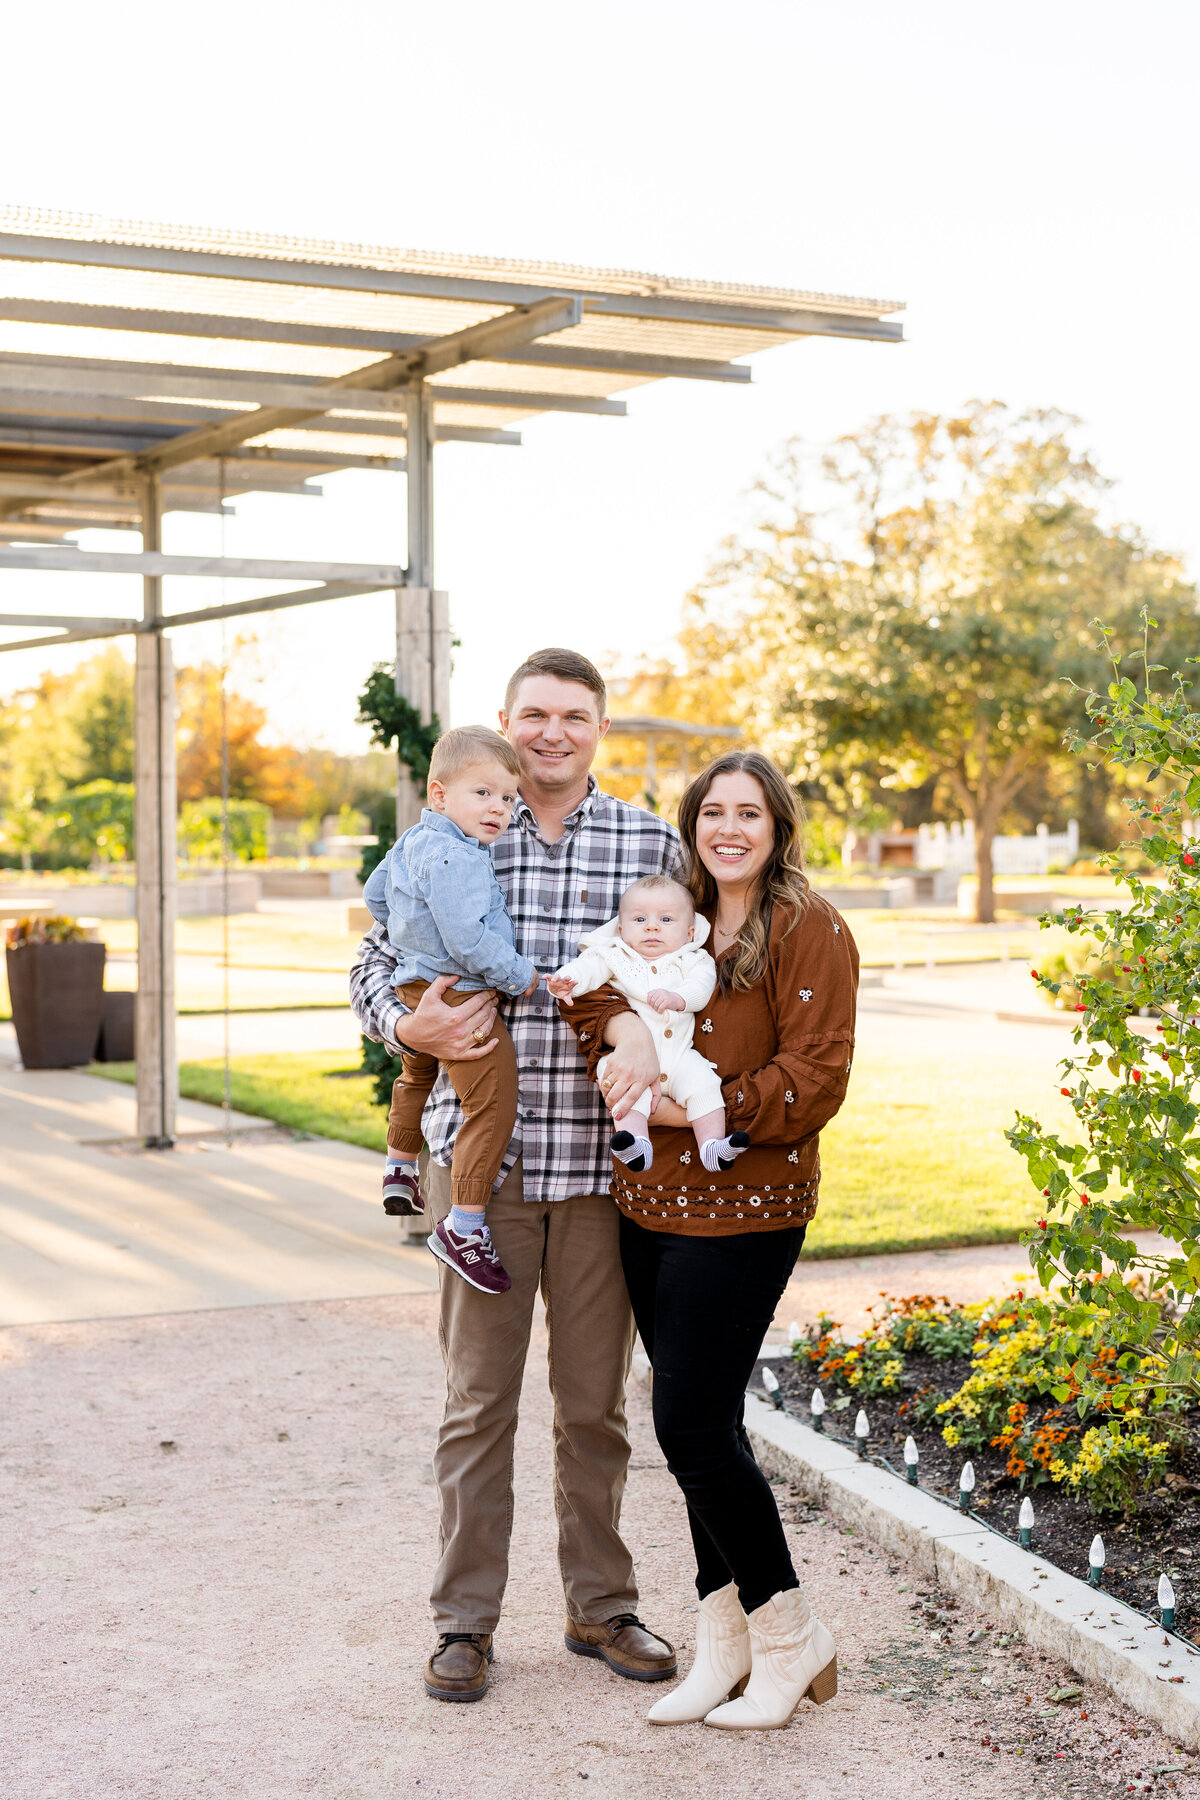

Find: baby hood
<box><xmin>576</xmin><ymin>911</ymin><xmax>710</xmax><ymax>952</ymax></box>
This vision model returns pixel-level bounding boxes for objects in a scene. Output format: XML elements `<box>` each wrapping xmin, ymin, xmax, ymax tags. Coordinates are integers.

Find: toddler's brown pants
<box><xmin>386</xmin><ymin>979</ymin><xmax>518</xmax><ymax>1211</ymax></box>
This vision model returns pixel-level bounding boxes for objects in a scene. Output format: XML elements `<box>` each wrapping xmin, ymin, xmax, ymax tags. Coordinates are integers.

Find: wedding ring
<box><xmin>472</xmin><ymin>1025</ymin><xmax>489</xmax><ymax>1044</ymax></box>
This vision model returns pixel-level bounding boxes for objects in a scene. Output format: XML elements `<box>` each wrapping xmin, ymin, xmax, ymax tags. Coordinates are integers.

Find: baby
<box><xmin>363</xmin><ymin>724</ymin><xmax>539</xmax><ymax>1296</ymax></box>
<box><xmin>547</xmin><ymin>874</ymin><xmax>749</xmax><ymax>1174</ymax></box>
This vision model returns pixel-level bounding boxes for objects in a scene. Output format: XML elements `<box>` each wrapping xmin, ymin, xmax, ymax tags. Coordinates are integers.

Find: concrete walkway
<box><xmin>0</xmin><ymin>1066</ymin><xmax>435</xmax><ymax>1326</ymax></box>
<box><xmin>0</xmin><ymin>1065</ymin><xmax>1196</xmax><ymax>1796</ymax></box>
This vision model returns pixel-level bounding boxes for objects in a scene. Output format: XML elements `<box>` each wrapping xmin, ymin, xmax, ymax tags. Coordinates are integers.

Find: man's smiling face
<box><xmin>500</xmin><ymin>675</ymin><xmax>609</xmax><ymax>794</ymax></box>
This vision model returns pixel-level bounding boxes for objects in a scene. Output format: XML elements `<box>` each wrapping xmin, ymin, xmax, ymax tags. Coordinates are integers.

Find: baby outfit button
<box><xmin>663</xmin><ymin>1028</ymin><xmax>673</xmax><ymax>1039</ymax></box>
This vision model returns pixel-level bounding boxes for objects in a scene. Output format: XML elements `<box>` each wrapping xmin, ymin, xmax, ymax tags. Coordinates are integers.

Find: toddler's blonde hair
<box><xmin>428</xmin><ymin>725</ymin><xmax>520</xmax><ymax>789</ymax></box>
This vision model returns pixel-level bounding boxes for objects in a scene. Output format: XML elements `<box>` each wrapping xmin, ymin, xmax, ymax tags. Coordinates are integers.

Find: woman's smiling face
<box><xmin>693</xmin><ymin>772</ymin><xmax>774</xmax><ymax>895</ymax></box>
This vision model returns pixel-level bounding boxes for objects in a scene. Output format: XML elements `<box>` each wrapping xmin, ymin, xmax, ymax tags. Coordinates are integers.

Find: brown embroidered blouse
<box><xmin>560</xmin><ymin>894</ymin><xmax>858</xmax><ymax>1236</ymax></box>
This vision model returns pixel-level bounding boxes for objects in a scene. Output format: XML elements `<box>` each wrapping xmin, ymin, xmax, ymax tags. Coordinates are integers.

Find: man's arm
<box><xmin>349</xmin><ymin>923</ymin><xmax>499</xmax><ymax>1061</ymax></box>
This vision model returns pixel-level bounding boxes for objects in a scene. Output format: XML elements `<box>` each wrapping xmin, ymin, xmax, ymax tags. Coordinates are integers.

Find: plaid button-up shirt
<box><xmin>349</xmin><ymin>780</ymin><xmax>681</xmax><ymax>1204</ymax></box>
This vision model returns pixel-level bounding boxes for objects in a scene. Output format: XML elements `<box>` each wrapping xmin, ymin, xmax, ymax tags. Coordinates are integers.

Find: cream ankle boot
<box><xmin>647</xmin><ymin>1583</ymin><xmax>750</xmax><ymax>1724</ymax></box>
<box><xmin>703</xmin><ymin>1587</ymin><xmax>836</xmax><ymax>1730</ymax></box>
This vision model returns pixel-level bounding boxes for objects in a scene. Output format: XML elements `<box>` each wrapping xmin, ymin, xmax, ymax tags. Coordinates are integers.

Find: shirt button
<box><xmin>527</xmin><ymin>1059</ymin><xmax>538</xmax><ymax>1069</ymax></box>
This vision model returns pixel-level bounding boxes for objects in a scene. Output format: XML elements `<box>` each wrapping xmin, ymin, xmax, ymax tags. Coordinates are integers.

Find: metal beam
<box><xmin>0</xmin><ymin>356</ymin><xmax>626</xmax><ymax>417</ymax></box>
<box><xmin>0</xmin><ymin>402</ymin><xmax>521</xmax><ymax>445</ymax></box>
<box><xmin>0</xmin><ymin>579</ymin><xmax>395</xmax><ymax>651</ymax></box>
<box><xmin>0</xmin><ymin>610</ymin><xmax>139</xmax><ymax>629</ymax></box>
<box><xmin>0</xmin><ymin>545</ymin><xmax>404</xmax><ymax>581</ymax></box>
<box><xmin>49</xmin><ymin>296</ymin><xmax>575</xmax><ymax>482</ymax></box>
<box><xmin>0</xmin><ymin>298</ymin><xmax>756</xmax><ymax>382</ymax></box>
<box><xmin>0</xmin><ymin>233</ymin><xmax>903</xmax><ymax>337</ymax></box>
<box><xmin>159</xmin><ymin>580</ymin><xmax>393</xmax><ymax>631</ymax></box>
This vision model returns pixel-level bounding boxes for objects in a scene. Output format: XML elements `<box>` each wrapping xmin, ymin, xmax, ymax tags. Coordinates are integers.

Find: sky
<box><xmin>1</xmin><ymin>0</ymin><xmax>1197</xmax><ymax>751</ymax></box>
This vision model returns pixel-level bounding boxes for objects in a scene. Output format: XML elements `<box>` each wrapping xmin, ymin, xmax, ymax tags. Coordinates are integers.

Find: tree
<box><xmin>683</xmin><ymin>404</ymin><xmax>1200</xmax><ymax>920</ymax></box>
<box><xmin>72</xmin><ymin>646</ymin><xmax>134</xmax><ymax>783</ymax></box>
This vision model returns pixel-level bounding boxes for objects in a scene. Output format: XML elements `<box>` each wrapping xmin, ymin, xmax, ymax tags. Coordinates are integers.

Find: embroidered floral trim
<box><xmin>788</xmin><ymin>1150</ymin><xmax>799</xmax><ymax>1164</ymax></box>
<box><xmin>799</xmin><ymin>988</ymin><xmax>813</xmax><ymax>1003</ymax></box>
<box><xmin>700</xmin><ymin>1019</ymin><xmax>713</xmax><ymax>1034</ymax></box>
<box><xmin>736</xmin><ymin>1090</ymin><xmax>743</xmax><ymax>1105</ymax></box>
<box><xmin>784</xmin><ymin>1090</ymin><xmax>795</xmax><ymax>1104</ymax></box>
<box><xmin>679</xmin><ymin>1150</ymin><xmax>692</xmax><ymax>1165</ymax></box>
<box><xmin>580</xmin><ymin>1031</ymin><xmax>590</xmax><ymax>1042</ymax></box>
<box><xmin>833</xmin><ymin>921</ymin><xmax>841</xmax><ymax>934</ymax></box>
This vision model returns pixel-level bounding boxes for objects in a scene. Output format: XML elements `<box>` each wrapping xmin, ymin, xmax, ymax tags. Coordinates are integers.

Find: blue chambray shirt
<box><xmin>363</xmin><ymin>808</ymin><xmax>537</xmax><ymax>997</ymax></box>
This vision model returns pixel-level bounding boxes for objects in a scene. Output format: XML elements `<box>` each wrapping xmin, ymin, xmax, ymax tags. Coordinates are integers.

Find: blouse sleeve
<box><xmin>557</xmin><ymin>984</ymin><xmax>633</xmax><ymax>1083</ymax></box>
<box><xmin>722</xmin><ymin>902</ymin><xmax>858</xmax><ymax>1142</ymax></box>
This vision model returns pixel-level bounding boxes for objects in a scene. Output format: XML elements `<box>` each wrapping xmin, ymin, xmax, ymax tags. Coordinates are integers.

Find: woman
<box><xmin>563</xmin><ymin>751</ymin><xmax>858</xmax><ymax>1729</ymax></box>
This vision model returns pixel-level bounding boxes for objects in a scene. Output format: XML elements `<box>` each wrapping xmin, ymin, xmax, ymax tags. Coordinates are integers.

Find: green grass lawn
<box><xmin>94</xmin><ymin>1043</ymin><xmax>1072</xmax><ymax>1260</ymax></box>
<box><xmin>807</xmin><ymin>1049</ymin><xmax>1073</xmax><ymax>1259</ymax></box>
<box><xmin>96</xmin><ymin>1051</ymin><xmax>388</xmax><ymax>1155</ymax></box>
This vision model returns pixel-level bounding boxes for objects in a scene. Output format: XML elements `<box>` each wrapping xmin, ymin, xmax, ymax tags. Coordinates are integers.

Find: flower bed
<box><xmin>771</xmin><ymin>1291</ymin><xmax>1199</xmax><ymax>1637</ymax></box>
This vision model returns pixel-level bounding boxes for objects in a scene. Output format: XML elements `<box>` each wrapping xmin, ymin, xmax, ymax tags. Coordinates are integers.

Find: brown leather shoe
<box><xmin>565</xmin><ymin>1613</ymin><xmax>677</xmax><ymax>1682</ymax></box>
<box><xmin>423</xmin><ymin>1631</ymin><xmax>494</xmax><ymax>1701</ymax></box>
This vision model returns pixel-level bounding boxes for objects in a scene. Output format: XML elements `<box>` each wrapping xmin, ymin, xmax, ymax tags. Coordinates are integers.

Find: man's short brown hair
<box><xmin>428</xmin><ymin>725</ymin><xmax>520</xmax><ymax>788</ymax></box>
<box><xmin>504</xmin><ymin>648</ymin><xmax>607</xmax><ymax>719</ymax></box>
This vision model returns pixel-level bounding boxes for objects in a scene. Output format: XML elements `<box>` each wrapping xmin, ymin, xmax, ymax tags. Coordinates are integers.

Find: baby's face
<box><xmin>619</xmin><ymin>892</ymin><xmax>695</xmax><ymax>960</ymax></box>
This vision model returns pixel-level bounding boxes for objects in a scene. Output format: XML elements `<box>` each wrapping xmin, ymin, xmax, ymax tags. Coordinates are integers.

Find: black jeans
<box><xmin>620</xmin><ymin>1215</ymin><xmax>807</xmax><ymax>1616</ymax></box>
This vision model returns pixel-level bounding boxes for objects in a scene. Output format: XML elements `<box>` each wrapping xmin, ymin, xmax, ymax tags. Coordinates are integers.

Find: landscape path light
<box><xmin>854</xmin><ymin>1408</ymin><xmax>870</xmax><ymax>1456</ymax></box>
<box><xmin>810</xmin><ymin>1387</ymin><xmax>826</xmax><ymax>1433</ymax></box>
<box><xmin>1159</xmin><ymin>1573</ymin><xmax>1176</xmax><ymax>1632</ymax></box>
<box><xmin>788</xmin><ymin>1320</ymin><xmax>803</xmax><ymax>1348</ymax></box>
<box><xmin>903</xmin><ymin>1435</ymin><xmax>919</xmax><ymax>1485</ymax></box>
<box><xmin>1088</xmin><ymin>1534</ymin><xmax>1105</xmax><ymax>1589</ymax></box>
<box><xmin>1018</xmin><ymin>1495</ymin><xmax>1034</xmax><ymax>1550</ymax></box>
<box><xmin>958</xmin><ymin>1461</ymin><xmax>975</xmax><ymax>1511</ymax></box>
<box><xmin>761</xmin><ymin>1364</ymin><xmax>783</xmax><ymax>1411</ymax></box>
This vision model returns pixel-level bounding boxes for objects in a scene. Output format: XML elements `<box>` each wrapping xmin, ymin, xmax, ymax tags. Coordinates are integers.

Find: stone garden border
<box><xmin>744</xmin><ymin>1390</ymin><xmax>1200</xmax><ymax>1747</ymax></box>
<box><xmin>631</xmin><ymin>1351</ymin><xmax>1200</xmax><ymax>1743</ymax></box>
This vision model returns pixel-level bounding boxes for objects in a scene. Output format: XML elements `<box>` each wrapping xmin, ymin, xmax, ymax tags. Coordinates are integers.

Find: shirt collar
<box><xmin>514</xmin><ymin>774</ymin><xmax>602</xmax><ymax>834</ymax></box>
<box><xmin>419</xmin><ymin>807</ymin><xmax>485</xmax><ymax>849</ymax></box>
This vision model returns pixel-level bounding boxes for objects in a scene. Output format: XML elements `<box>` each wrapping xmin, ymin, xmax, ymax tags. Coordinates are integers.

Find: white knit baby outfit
<box><xmin>553</xmin><ymin>914</ymin><xmax>722</xmax><ymax>1121</ymax></box>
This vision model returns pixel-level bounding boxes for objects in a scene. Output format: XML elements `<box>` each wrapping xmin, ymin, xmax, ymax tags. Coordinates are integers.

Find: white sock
<box><xmin>700</xmin><ymin>1132</ymin><xmax>750</xmax><ymax>1173</ymax></box>
<box><xmin>386</xmin><ymin>1157</ymin><xmax>416</xmax><ymax>1174</ymax></box>
<box><xmin>611</xmin><ymin>1129</ymin><xmax>653</xmax><ymax>1172</ymax></box>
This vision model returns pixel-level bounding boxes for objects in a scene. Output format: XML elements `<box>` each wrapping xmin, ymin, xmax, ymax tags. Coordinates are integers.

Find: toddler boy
<box><xmin>363</xmin><ymin>725</ymin><xmax>538</xmax><ymax>1293</ymax></box>
<box><xmin>547</xmin><ymin>874</ymin><xmax>748</xmax><ymax>1174</ymax></box>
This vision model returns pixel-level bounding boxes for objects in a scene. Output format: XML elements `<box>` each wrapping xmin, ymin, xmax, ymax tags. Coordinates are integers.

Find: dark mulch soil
<box><xmin>761</xmin><ymin>1347</ymin><xmax>1200</xmax><ymax>1642</ymax></box>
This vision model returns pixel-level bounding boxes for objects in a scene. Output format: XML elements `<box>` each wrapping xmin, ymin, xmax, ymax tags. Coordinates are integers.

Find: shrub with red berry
<box><xmin>1007</xmin><ymin>612</ymin><xmax>1200</xmax><ymax>1408</ymax></box>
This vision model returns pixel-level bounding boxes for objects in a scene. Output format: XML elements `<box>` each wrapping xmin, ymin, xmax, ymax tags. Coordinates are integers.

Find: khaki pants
<box><xmin>386</xmin><ymin>980</ymin><xmax>518</xmax><ymax>1211</ymax></box>
<box><xmin>425</xmin><ymin>1154</ymin><xmax>638</xmax><ymax>1633</ymax></box>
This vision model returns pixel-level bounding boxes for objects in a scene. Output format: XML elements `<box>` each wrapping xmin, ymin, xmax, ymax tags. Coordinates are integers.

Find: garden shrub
<box><xmin>1007</xmin><ymin>614</ymin><xmax>1200</xmax><ymax>1409</ymax></box>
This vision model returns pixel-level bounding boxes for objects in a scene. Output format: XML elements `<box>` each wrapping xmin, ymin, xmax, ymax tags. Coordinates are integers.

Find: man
<box><xmin>351</xmin><ymin>647</ymin><xmax>680</xmax><ymax>1701</ymax></box>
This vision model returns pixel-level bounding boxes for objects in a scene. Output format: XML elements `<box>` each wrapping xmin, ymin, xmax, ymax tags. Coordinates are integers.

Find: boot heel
<box><xmin>804</xmin><ymin>1655</ymin><xmax>838</xmax><ymax>1705</ymax></box>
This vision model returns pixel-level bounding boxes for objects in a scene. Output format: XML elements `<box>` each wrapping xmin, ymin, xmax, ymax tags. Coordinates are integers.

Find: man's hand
<box><xmin>401</xmin><ymin>975</ymin><xmax>498</xmax><ymax>1061</ymax></box>
<box><xmin>646</xmin><ymin>988</ymin><xmax>685</xmax><ymax>1015</ymax></box>
<box><xmin>546</xmin><ymin>972</ymin><xmax>577</xmax><ymax>1005</ymax></box>
<box><xmin>600</xmin><ymin>1012</ymin><xmax>661</xmax><ymax>1122</ymax></box>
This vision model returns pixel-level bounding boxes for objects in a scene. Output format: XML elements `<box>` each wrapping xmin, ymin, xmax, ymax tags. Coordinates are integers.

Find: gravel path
<box><xmin>3</xmin><ymin>1294</ymin><xmax>1198</xmax><ymax>1800</ymax></box>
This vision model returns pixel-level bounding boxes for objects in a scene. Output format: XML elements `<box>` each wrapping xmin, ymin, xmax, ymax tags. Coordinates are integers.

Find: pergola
<box><xmin>0</xmin><ymin>207</ymin><xmax>904</xmax><ymax>1145</ymax></box>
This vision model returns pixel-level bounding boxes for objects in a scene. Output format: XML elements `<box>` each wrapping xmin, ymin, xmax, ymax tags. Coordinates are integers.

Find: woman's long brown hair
<box><xmin>676</xmin><ymin>750</ymin><xmax>811</xmax><ymax>993</ymax></box>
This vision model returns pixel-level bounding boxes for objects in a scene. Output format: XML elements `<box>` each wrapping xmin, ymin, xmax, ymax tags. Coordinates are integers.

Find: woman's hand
<box><xmin>649</xmin><ymin>1095</ymin><xmax>688</xmax><ymax>1129</ymax></box>
<box><xmin>600</xmin><ymin>1012</ymin><xmax>660</xmax><ymax>1122</ymax></box>
<box><xmin>401</xmin><ymin>975</ymin><xmax>498</xmax><ymax>1060</ymax></box>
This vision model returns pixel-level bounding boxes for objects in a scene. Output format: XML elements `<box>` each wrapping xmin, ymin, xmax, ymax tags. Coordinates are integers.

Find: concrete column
<box><xmin>135</xmin><ymin>474</ymin><xmax>177</xmax><ymax>1146</ymax></box>
<box><xmin>395</xmin><ymin>587</ymin><xmax>450</xmax><ymax>831</ymax></box>
<box><xmin>396</xmin><ymin>380</ymin><xmax>446</xmax><ymax>832</ymax></box>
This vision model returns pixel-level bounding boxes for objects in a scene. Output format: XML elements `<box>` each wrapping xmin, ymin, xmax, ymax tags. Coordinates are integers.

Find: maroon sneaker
<box><xmin>383</xmin><ymin>1163</ymin><xmax>425</xmax><ymax>1216</ymax></box>
<box><xmin>428</xmin><ymin>1218</ymin><xmax>511</xmax><ymax>1294</ymax></box>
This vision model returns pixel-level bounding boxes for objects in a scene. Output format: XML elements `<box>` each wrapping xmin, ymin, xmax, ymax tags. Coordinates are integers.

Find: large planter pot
<box><xmin>6</xmin><ymin>940</ymin><xmax>107</xmax><ymax>1068</ymax></box>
